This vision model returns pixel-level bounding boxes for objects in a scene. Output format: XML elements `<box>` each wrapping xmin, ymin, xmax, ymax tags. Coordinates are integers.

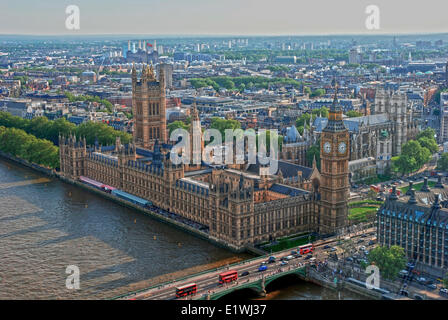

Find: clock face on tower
<box><xmin>338</xmin><ymin>142</ymin><xmax>347</xmax><ymax>154</ymax></box>
<box><xmin>323</xmin><ymin>142</ymin><xmax>331</xmax><ymax>154</ymax></box>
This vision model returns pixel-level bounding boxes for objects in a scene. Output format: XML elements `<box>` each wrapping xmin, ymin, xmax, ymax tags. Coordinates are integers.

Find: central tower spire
<box><xmin>319</xmin><ymin>80</ymin><xmax>350</xmax><ymax>234</ymax></box>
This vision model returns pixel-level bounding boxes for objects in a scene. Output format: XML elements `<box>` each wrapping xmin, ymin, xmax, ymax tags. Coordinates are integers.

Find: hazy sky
<box><xmin>1</xmin><ymin>0</ymin><xmax>447</xmax><ymax>35</ymax></box>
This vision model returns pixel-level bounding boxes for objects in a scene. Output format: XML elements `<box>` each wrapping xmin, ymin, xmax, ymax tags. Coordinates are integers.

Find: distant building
<box><xmin>80</xmin><ymin>71</ymin><xmax>97</xmax><ymax>83</ymax></box>
<box><xmin>125</xmin><ymin>41</ymin><xmax>159</xmax><ymax>64</ymax></box>
<box><xmin>274</xmin><ymin>56</ymin><xmax>296</xmax><ymax>64</ymax></box>
<box><xmin>439</xmin><ymin>92</ymin><xmax>448</xmax><ymax>143</ymax></box>
<box><xmin>156</xmin><ymin>63</ymin><xmax>174</xmax><ymax>89</ymax></box>
<box><xmin>349</xmin><ymin>47</ymin><xmax>362</xmax><ymax>65</ymax></box>
<box><xmin>349</xmin><ymin>157</ymin><xmax>376</xmax><ymax>183</ymax></box>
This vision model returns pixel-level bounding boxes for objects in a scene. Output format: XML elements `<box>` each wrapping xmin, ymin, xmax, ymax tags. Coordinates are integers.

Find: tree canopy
<box><xmin>210</xmin><ymin>117</ymin><xmax>241</xmax><ymax>138</ymax></box>
<box><xmin>392</xmin><ymin>129</ymin><xmax>436</xmax><ymax>175</ymax></box>
<box><xmin>295</xmin><ymin>107</ymin><xmax>329</xmax><ymax>133</ymax></box>
<box><xmin>346</xmin><ymin>110</ymin><xmax>364</xmax><ymax>118</ymax></box>
<box><xmin>190</xmin><ymin>76</ymin><xmax>302</xmax><ymax>91</ymax></box>
<box><xmin>367</xmin><ymin>245</ymin><xmax>407</xmax><ymax>281</ymax></box>
<box><xmin>437</xmin><ymin>152</ymin><xmax>448</xmax><ymax>171</ymax></box>
<box><xmin>0</xmin><ymin>126</ymin><xmax>59</xmax><ymax>169</ymax></box>
<box><xmin>168</xmin><ymin>121</ymin><xmax>190</xmax><ymax>135</ymax></box>
<box><xmin>309</xmin><ymin>88</ymin><xmax>326</xmax><ymax>98</ymax></box>
<box><xmin>0</xmin><ymin>111</ymin><xmax>132</xmax><ymax>147</ymax></box>
<box><xmin>64</xmin><ymin>92</ymin><xmax>114</xmax><ymax>113</ymax></box>
<box><xmin>306</xmin><ymin>140</ymin><xmax>320</xmax><ymax>170</ymax></box>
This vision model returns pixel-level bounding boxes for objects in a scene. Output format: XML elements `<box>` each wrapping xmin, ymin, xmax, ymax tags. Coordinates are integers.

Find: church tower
<box><xmin>319</xmin><ymin>86</ymin><xmax>350</xmax><ymax>234</ymax></box>
<box><xmin>132</xmin><ymin>63</ymin><xmax>167</xmax><ymax>150</ymax></box>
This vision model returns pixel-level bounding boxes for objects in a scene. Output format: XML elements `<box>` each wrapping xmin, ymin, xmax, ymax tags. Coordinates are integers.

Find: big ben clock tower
<box><xmin>319</xmin><ymin>85</ymin><xmax>350</xmax><ymax>234</ymax></box>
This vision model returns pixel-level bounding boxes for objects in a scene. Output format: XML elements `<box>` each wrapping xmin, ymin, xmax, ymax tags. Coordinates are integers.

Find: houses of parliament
<box><xmin>59</xmin><ymin>65</ymin><xmax>350</xmax><ymax>251</ymax></box>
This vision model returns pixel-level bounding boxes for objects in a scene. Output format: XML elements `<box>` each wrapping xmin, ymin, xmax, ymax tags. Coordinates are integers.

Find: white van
<box><xmin>399</xmin><ymin>270</ymin><xmax>408</xmax><ymax>277</ymax></box>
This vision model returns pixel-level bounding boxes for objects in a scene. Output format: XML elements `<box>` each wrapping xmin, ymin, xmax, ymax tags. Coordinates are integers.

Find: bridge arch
<box><xmin>214</xmin><ymin>283</ymin><xmax>263</xmax><ymax>300</ymax></box>
<box><xmin>264</xmin><ymin>269</ymin><xmax>307</xmax><ymax>289</ymax></box>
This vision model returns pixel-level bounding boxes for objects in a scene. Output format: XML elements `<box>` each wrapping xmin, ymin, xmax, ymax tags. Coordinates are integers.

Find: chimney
<box><xmin>432</xmin><ymin>193</ymin><xmax>441</xmax><ymax>210</ymax></box>
<box><xmin>389</xmin><ymin>186</ymin><xmax>398</xmax><ymax>201</ymax></box>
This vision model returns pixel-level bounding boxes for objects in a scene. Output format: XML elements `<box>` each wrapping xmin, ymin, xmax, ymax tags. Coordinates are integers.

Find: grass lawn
<box><xmin>349</xmin><ymin>200</ymin><xmax>383</xmax><ymax>207</ymax></box>
<box><xmin>400</xmin><ymin>181</ymin><xmax>436</xmax><ymax>194</ymax></box>
<box><xmin>262</xmin><ymin>234</ymin><xmax>316</xmax><ymax>253</ymax></box>
<box><xmin>348</xmin><ymin>205</ymin><xmax>380</xmax><ymax>223</ymax></box>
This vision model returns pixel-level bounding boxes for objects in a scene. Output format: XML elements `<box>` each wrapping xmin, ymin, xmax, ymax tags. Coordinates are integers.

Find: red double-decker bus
<box><xmin>219</xmin><ymin>270</ymin><xmax>238</xmax><ymax>284</ymax></box>
<box><xmin>175</xmin><ymin>283</ymin><xmax>197</xmax><ymax>298</ymax></box>
<box><xmin>299</xmin><ymin>244</ymin><xmax>314</xmax><ymax>255</ymax></box>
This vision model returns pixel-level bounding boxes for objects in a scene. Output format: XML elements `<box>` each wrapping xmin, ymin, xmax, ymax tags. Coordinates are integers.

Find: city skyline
<box><xmin>1</xmin><ymin>0</ymin><xmax>447</xmax><ymax>36</ymax></box>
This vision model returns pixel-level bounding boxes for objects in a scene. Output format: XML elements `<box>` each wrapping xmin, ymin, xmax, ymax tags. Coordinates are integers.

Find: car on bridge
<box><xmin>258</xmin><ymin>265</ymin><xmax>268</xmax><ymax>272</ymax></box>
<box><xmin>268</xmin><ymin>256</ymin><xmax>276</xmax><ymax>263</ymax></box>
<box><xmin>240</xmin><ymin>271</ymin><xmax>250</xmax><ymax>277</ymax></box>
<box><xmin>280</xmin><ymin>261</ymin><xmax>288</xmax><ymax>266</ymax></box>
<box><xmin>427</xmin><ymin>283</ymin><xmax>437</xmax><ymax>290</ymax></box>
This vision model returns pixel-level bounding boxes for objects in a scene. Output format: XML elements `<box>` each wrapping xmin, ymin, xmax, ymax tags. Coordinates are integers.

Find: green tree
<box><xmin>367</xmin><ymin>245</ymin><xmax>407</xmax><ymax>281</ymax></box>
<box><xmin>304</xmin><ymin>87</ymin><xmax>312</xmax><ymax>95</ymax></box>
<box><xmin>435</xmin><ymin>89</ymin><xmax>448</xmax><ymax>105</ymax></box>
<box><xmin>210</xmin><ymin>117</ymin><xmax>241</xmax><ymax>139</ymax></box>
<box><xmin>256</xmin><ymin>130</ymin><xmax>283</xmax><ymax>153</ymax></box>
<box><xmin>312</xmin><ymin>107</ymin><xmax>329</xmax><ymax>118</ymax></box>
<box><xmin>418</xmin><ymin>136</ymin><xmax>438</xmax><ymax>154</ymax></box>
<box><xmin>346</xmin><ymin>110</ymin><xmax>364</xmax><ymax>118</ymax></box>
<box><xmin>306</xmin><ymin>141</ymin><xmax>320</xmax><ymax>170</ymax></box>
<box><xmin>168</xmin><ymin>121</ymin><xmax>190</xmax><ymax>135</ymax></box>
<box><xmin>0</xmin><ymin>126</ymin><xmax>59</xmax><ymax>169</ymax></box>
<box><xmin>437</xmin><ymin>153</ymin><xmax>448</xmax><ymax>171</ymax></box>
<box><xmin>393</xmin><ymin>154</ymin><xmax>417</xmax><ymax>175</ymax></box>
<box><xmin>393</xmin><ymin>140</ymin><xmax>432</xmax><ymax>175</ymax></box>
<box><xmin>416</xmin><ymin>127</ymin><xmax>436</xmax><ymax>141</ymax></box>
<box><xmin>76</xmin><ymin>121</ymin><xmax>132</xmax><ymax>146</ymax></box>
<box><xmin>296</xmin><ymin>113</ymin><xmax>312</xmax><ymax>128</ymax></box>
<box><xmin>310</xmin><ymin>88</ymin><xmax>326</xmax><ymax>98</ymax></box>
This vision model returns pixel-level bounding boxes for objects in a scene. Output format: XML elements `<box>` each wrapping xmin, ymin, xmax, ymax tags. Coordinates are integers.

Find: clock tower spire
<box><xmin>319</xmin><ymin>83</ymin><xmax>350</xmax><ymax>234</ymax></box>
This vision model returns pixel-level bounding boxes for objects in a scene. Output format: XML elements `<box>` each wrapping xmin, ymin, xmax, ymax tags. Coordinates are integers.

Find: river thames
<box><xmin>0</xmin><ymin>158</ymin><xmax>363</xmax><ymax>300</ymax></box>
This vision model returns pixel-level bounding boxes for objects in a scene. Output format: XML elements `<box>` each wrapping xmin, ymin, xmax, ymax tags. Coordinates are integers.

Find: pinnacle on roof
<box><xmin>432</xmin><ymin>193</ymin><xmax>441</xmax><ymax>210</ymax></box>
<box><xmin>408</xmin><ymin>188</ymin><xmax>417</xmax><ymax>205</ymax></box>
<box><xmin>421</xmin><ymin>177</ymin><xmax>430</xmax><ymax>192</ymax></box>
<box><xmin>330</xmin><ymin>84</ymin><xmax>339</xmax><ymax>113</ymax></box>
<box><xmin>389</xmin><ymin>186</ymin><xmax>398</xmax><ymax>201</ymax></box>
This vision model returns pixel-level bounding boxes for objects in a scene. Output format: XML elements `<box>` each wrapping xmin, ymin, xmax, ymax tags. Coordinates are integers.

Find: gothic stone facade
<box><xmin>132</xmin><ymin>64</ymin><xmax>167</xmax><ymax>150</ymax></box>
<box><xmin>59</xmin><ymin>136</ymin><xmax>322</xmax><ymax>250</ymax></box>
<box><xmin>378</xmin><ymin>179</ymin><xmax>448</xmax><ymax>271</ymax></box>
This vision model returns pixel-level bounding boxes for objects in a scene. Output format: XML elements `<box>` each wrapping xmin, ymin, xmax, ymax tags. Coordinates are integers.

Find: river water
<box><xmin>0</xmin><ymin>158</ymin><xmax>364</xmax><ymax>300</ymax></box>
